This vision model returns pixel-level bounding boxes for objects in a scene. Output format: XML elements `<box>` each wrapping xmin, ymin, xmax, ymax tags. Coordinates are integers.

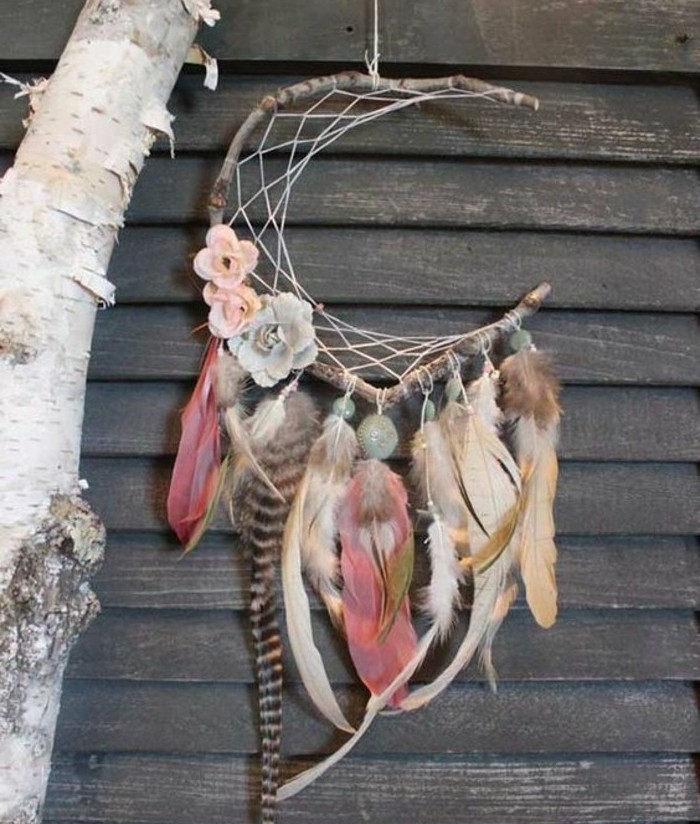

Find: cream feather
<box><xmin>280</xmin><ymin>413</ymin><xmax>358</xmax><ymax>732</ymax></box>
<box><xmin>299</xmin><ymin>414</ymin><xmax>359</xmax><ymax>623</ymax></box>
<box><xmin>501</xmin><ymin>348</ymin><xmax>561</xmax><ymax>629</ymax></box>
<box><xmin>402</xmin><ymin>373</ymin><xmax>522</xmax><ymax>706</ymax></box>
<box><xmin>424</xmin><ymin>518</ymin><xmax>463</xmax><ymax>641</ymax></box>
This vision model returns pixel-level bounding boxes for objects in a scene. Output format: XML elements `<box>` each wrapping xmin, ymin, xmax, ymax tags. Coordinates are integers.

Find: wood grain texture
<box><xmin>5</xmin><ymin>75</ymin><xmax>698</xmax><ymax>163</ymax></box>
<box><xmin>114</xmin><ymin>157</ymin><xmax>700</xmax><ymax>233</ymax></box>
<box><xmin>87</xmin><ymin>306</ymin><xmax>700</xmax><ymax>385</ymax></box>
<box><xmin>65</xmin><ymin>608</ymin><xmax>700</xmax><ymax>683</ymax></box>
<box><xmin>81</xmin><ymin>457</ymin><xmax>700</xmax><ymax>535</ymax></box>
<box><xmin>4</xmin><ymin>0</ymin><xmax>699</xmax><ymax>71</ymax></box>
<box><xmin>5</xmin><ymin>155</ymin><xmax>695</xmax><ymax>235</ymax></box>
<box><xmin>83</xmin><ymin>382</ymin><xmax>700</xmax><ymax>462</ymax></box>
<box><xmin>43</xmin><ymin>753</ymin><xmax>700</xmax><ymax>823</ymax></box>
<box><xmin>92</xmin><ymin>534</ymin><xmax>700</xmax><ymax>611</ymax></box>
<box><xmin>54</xmin><ymin>679</ymin><xmax>700</xmax><ymax>754</ymax></box>
<box><xmin>107</xmin><ymin>225</ymin><xmax>700</xmax><ymax>312</ymax></box>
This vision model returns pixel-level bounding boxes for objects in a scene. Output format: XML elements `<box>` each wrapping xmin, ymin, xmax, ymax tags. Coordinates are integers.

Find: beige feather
<box><xmin>501</xmin><ymin>348</ymin><xmax>561</xmax><ymax>629</ymax></box>
<box><xmin>403</xmin><ymin>373</ymin><xmax>522</xmax><ymax>706</ymax></box>
<box><xmin>280</xmin><ymin>414</ymin><xmax>358</xmax><ymax>732</ymax></box>
<box><xmin>299</xmin><ymin>414</ymin><xmax>359</xmax><ymax>623</ymax></box>
<box><xmin>423</xmin><ymin>517</ymin><xmax>463</xmax><ymax>641</ymax></box>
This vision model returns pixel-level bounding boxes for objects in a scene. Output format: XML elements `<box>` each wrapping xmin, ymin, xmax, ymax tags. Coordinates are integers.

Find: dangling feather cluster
<box><xmin>167</xmin><ymin>336</ymin><xmax>562</xmax><ymax>809</ymax></box>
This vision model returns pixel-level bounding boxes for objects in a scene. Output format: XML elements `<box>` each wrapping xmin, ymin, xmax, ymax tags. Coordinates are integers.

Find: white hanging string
<box><xmin>365</xmin><ymin>0</ymin><xmax>381</xmax><ymax>88</ymax></box>
<box><xmin>228</xmin><ymin>81</ymin><xmax>525</xmax><ymax>385</ymax></box>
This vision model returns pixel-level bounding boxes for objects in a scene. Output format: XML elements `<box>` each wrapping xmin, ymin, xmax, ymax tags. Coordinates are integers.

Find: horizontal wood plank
<box><xmin>4</xmin><ymin>154</ymin><xmax>695</xmax><ymax>234</ymax></box>
<box><xmin>83</xmin><ymin>382</ymin><xmax>700</xmax><ymax>462</ymax></box>
<box><xmin>4</xmin><ymin>0</ymin><xmax>699</xmax><ymax>72</ymax></box>
<box><xmin>93</xmin><ymin>534</ymin><xmax>700</xmax><ymax>611</ymax></box>
<box><xmin>108</xmin><ymin>225</ymin><xmax>700</xmax><ymax>312</ymax></box>
<box><xmin>66</xmin><ymin>608</ymin><xmax>700</xmax><ymax>683</ymax></box>
<box><xmin>88</xmin><ymin>306</ymin><xmax>700</xmax><ymax>385</ymax></box>
<box><xmin>5</xmin><ymin>76</ymin><xmax>698</xmax><ymax>163</ymax></box>
<box><xmin>124</xmin><ymin>157</ymin><xmax>700</xmax><ymax>233</ymax></box>
<box><xmin>44</xmin><ymin>753</ymin><xmax>700</xmax><ymax>823</ymax></box>
<box><xmin>81</xmin><ymin>457</ymin><xmax>700</xmax><ymax>535</ymax></box>
<box><xmin>55</xmin><ymin>679</ymin><xmax>700</xmax><ymax>755</ymax></box>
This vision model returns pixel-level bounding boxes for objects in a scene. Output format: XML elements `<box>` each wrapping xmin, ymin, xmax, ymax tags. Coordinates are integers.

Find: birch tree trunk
<box><xmin>0</xmin><ymin>2</ymin><xmax>210</xmax><ymax>820</ymax></box>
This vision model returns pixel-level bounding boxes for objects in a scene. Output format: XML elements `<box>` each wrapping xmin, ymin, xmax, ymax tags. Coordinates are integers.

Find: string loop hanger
<box><xmin>364</xmin><ymin>0</ymin><xmax>382</xmax><ymax>89</ymax></box>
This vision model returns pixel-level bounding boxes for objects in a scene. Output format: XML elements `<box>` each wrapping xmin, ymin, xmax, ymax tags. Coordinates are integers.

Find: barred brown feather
<box><xmin>234</xmin><ymin>391</ymin><xmax>320</xmax><ymax>824</ymax></box>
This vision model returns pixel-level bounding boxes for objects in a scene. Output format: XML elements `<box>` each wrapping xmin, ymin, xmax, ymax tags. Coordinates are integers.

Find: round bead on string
<box><xmin>357</xmin><ymin>412</ymin><xmax>399</xmax><ymax>460</ymax></box>
<box><xmin>332</xmin><ymin>395</ymin><xmax>356</xmax><ymax>420</ymax></box>
<box><xmin>444</xmin><ymin>377</ymin><xmax>462</xmax><ymax>402</ymax></box>
<box><xmin>509</xmin><ymin>328</ymin><xmax>533</xmax><ymax>352</ymax></box>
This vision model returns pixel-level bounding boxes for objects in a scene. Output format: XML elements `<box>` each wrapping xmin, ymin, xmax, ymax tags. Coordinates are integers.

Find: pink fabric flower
<box><xmin>194</xmin><ymin>225</ymin><xmax>259</xmax><ymax>288</ymax></box>
<box><xmin>203</xmin><ymin>282</ymin><xmax>262</xmax><ymax>338</ymax></box>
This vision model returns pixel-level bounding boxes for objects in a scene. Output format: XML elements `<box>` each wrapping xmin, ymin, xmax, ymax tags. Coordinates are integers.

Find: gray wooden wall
<box><xmin>1</xmin><ymin>1</ymin><xmax>699</xmax><ymax>822</ymax></box>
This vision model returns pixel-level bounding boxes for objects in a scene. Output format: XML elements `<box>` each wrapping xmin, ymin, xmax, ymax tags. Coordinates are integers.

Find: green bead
<box><xmin>509</xmin><ymin>329</ymin><xmax>532</xmax><ymax>352</ymax></box>
<box><xmin>445</xmin><ymin>377</ymin><xmax>463</xmax><ymax>402</ymax></box>
<box><xmin>357</xmin><ymin>413</ymin><xmax>399</xmax><ymax>460</ymax></box>
<box><xmin>423</xmin><ymin>399</ymin><xmax>436</xmax><ymax>421</ymax></box>
<box><xmin>332</xmin><ymin>396</ymin><xmax>356</xmax><ymax>420</ymax></box>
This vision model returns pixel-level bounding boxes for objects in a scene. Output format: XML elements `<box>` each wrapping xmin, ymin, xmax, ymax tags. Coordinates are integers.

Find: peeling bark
<box><xmin>0</xmin><ymin>1</ymin><xmax>207</xmax><ymax>820</ymax></box>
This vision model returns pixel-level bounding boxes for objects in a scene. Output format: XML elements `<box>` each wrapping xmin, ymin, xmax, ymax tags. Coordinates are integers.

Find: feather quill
<box><xmin>500</xmin><ymin>348</ymin><xmax>561</xmax><ymax>628</ymax></box>
<box><xmin>281</xmin><ymin>413</ymin><xmax>358</xmax><ymax>732</ymax></box>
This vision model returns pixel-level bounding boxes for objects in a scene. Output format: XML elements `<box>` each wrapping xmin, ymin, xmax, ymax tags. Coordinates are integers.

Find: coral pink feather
<box><xmin>339</xmin><ymin>461</ymin><xmax>418</xmax><ymax>707</ymax></box>
<box><xmin>167</xmin><ymin>338</ymin><xmax>221</xmax><ymax>546</ymax></box>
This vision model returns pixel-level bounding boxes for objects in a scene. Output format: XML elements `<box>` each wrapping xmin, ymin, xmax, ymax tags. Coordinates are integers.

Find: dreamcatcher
<box><xmin>166</xmin><ymin>49</ymin><xmax>561</xmax><ymax>824</ymax></box>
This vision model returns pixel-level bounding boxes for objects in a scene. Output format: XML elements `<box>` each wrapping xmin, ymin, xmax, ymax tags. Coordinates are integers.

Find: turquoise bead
<box><xmin>445</xmin><ymin>377</ymin><xmax>463</xmax><ymax>402</ymax></box>
<box><xmin>332</xmin><ymin>396</ymin><xmax>356</xmax><ymax>420</ymax></box>
<box><xmin>509</xmin><ymin>329</ymin><xmax>532</xmax><ymax>352</ymax></box>
<box><xmin>423</xmin><ymin>399</ymin><xmax>436</xmax><ymax>421</ymax></box>
<box><xmin>357</xmin><ymin>413</ymin><xmax>399</xmax><ymax>460</ymax></box>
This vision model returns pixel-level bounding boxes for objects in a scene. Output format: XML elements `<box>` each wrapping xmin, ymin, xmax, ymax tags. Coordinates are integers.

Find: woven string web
<box><xmin>227</xmin><ymin>83</ymin><xmax>515</xmax><ymax>385</ymax></box>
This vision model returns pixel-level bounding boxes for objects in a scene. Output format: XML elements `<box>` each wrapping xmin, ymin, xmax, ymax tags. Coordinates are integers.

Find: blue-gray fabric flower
<box><xmin>228</xmin><ymin>293</ymin><xmax>318</xmax><ymax>387</ymax></box>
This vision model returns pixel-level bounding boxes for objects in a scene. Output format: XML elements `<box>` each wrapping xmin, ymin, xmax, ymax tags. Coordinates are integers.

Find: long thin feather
<box><xmin>423</xmin><ymin>518</ymin><xmax>462</xmax><ymax>640</ymax></box>
<box><xmin>278</xmin><ymin>624</ymin><xmax>439</xmax><ymax>802</ymax></box>
<box><xmin>167</xmin><ymin>338</ymin><xmax>221</xmax><ymax>546</ymax></box>
<box><xmin>501</xmin><ymin>348</ymin><xmax>561</xmax><ymax>628</ymax></box>
<box><xmin>281</xmin><ymin>414</ymin><xmax>358</xmax><ymax>732</ymax></box>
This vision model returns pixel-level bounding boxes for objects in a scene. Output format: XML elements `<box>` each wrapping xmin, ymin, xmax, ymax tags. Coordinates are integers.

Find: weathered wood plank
<box><xmin>55</xmin><ymin>679</ymin><xmax>700</xmax><ymax>755</ymax></box>
<box><xmin>3</xmin><ymin>153</ymin><xmax>695</xmax><ymax>233</ymax></box>
<box><xmin>44</xmin><ymin>753</ymin><xmax>700</xmax><ymax>823</ymax></box>
<box><xmin>5</xmin><ymin>76</ymin><xmax>699</xmax><ymax>163</ymax></box>
<box><xmin>66</xmin><ymin>608</ymin><xmax>700</xmax><ymax>683</ymax></box>
<box><xmin>88</xmin><ymin>306</ymin><xmax>700</xmax><ymax>385</ymax></box>
<box><xmin>121</xmin><ymin>157</ymin><xmax>700</xmax><ymax>233</ymax></box>
<box><xmin>4</xmin><ymin>0</ymin><xmax>699</xmax><ymax>72</ymax></box>
<box><xmin>81</xmin><ymin>457</ymin><xmax>700</xmax><ymax>535</ymax></box>
<box><xmin>107</xmin><ymin>225</ymin><xmax>700</xmax><ymax>312</ymax></box>
<box><xmin>83</xmin><ymin>382</ymin><xmax>700</xmax><ymax>462</ymax></box>
<box><xmin>93</xmin><ymin>534</ymin><xmax>700</xmax><ymax>611</ymax></box>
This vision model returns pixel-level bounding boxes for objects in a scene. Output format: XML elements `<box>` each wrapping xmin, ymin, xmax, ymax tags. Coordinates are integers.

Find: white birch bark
<box><xmin>0</xmin><ymin>1</ymin><xmax>212</xmax><ymax>820</ymax></box>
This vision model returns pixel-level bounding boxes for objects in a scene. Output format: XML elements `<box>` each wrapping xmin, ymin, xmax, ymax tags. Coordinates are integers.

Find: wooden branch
<box><xmin>209</xmin><ymin>70</ymin><xmax>540</xmax><ymax>225</ymax></box>
<box><xmin>306</xmin><ymin>282</ymin><xmax>552</xmax><ymax>407</ymax></box>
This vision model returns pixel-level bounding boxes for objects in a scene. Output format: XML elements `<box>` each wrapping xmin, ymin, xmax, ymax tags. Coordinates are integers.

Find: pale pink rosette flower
<box><xmin>203</xmin><ymin>282</ymin><xmax>262</xmax><ymax>339</ymax></box>
<box><xmin>194</xmin><ymin>224</ymin><xmax>259</xmax><ymax>288</ymax></box>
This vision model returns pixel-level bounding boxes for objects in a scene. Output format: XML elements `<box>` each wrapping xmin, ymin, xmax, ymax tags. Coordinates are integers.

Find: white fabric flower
<box><xmin>228</xmin><ymin>293</ymin><xmax>317</xmax><ymax>387</ymax></box>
